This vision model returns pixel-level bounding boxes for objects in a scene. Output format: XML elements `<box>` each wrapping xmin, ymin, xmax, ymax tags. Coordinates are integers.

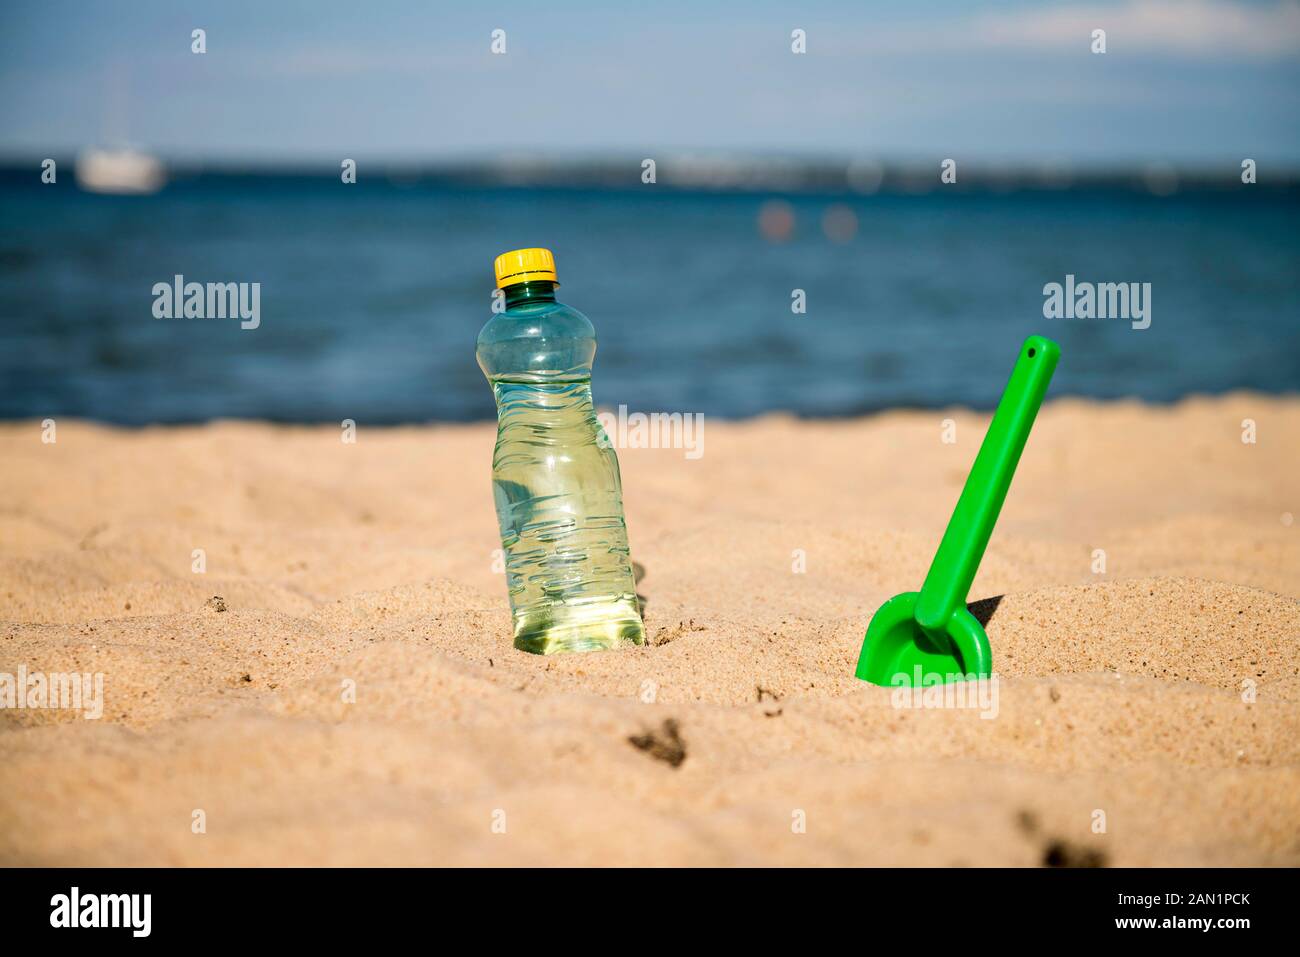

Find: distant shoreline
<box><xmin>3</xmin><ymin>157</ymin><xmax>1298</xmax><ymax>195</ymax></box>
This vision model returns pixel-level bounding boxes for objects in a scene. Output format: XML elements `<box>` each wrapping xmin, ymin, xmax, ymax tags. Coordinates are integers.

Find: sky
<box><xmin>1</xmin><ymin>0</ymin><xmax>1297</xmax><ymax>166</ymax></box>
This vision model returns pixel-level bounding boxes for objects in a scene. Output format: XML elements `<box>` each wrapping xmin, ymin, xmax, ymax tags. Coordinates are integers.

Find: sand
<box><xmin>1</xmin><ymin>393</ymin><xmax>1297</xmax><ymax>866</ymax></box>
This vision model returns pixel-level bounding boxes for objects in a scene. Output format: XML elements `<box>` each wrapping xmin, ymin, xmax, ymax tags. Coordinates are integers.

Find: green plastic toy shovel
<box><xmin>855</xmin><ymin>335</ymin><xmax>1060</xmax><ymax>686</ymax></box>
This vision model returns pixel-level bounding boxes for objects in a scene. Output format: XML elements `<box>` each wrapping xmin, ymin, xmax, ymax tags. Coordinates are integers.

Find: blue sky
<box><xmin>1</xmin><ymin>0</ymin><xmax>1297</xmax><ymax>165</ymax></box>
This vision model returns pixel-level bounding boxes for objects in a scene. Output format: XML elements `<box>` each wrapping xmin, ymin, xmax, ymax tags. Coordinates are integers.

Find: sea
<box><xmin>1</xmin><ymin>169</ymin><xmax>1296</xmax><ymax>424</ymax></box>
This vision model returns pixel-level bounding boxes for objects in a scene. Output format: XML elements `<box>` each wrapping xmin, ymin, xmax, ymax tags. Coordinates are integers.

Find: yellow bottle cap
<box><xmin>494</xmin><ymin>247</ymin><xmax>558</xmax><ymax>289</ymax></box>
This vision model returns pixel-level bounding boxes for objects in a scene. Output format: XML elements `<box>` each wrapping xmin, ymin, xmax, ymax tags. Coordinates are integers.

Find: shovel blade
<box><xmin>855</xmin><ymin>592</ymin><xmax>992</xmax><ymax>686</ymax></box>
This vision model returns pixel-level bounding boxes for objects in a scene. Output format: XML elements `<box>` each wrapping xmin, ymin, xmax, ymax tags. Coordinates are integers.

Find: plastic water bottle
<box><xmin>476</xmin><ymin>248</ymin><xmax>646</xmax><ymax>654</ymax></box>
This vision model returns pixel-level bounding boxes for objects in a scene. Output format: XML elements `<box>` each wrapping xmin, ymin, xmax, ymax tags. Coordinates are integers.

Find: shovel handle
<box><xmin>914</xmin><ymin>336</ymin><xmax>1060</xmax><ymax>632</ymax></box>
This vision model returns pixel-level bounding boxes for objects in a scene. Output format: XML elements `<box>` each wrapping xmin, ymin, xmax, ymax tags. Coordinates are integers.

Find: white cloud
<box><xmin>972</xmin><ymin>0</ymin><xmax>1300</xmax><ymax>58</ymax></box>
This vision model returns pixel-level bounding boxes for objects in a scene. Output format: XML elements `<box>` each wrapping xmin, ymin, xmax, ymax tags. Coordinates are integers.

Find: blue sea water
<box><xmin>1</xmin><ymin>174</ymin><xmax>1296</xmax><ymax>423</ymax></box>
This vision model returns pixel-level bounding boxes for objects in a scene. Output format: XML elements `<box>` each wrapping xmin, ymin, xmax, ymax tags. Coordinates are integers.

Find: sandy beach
<box><xmin>1</xmin><ymin>393</ymin><xmax>1297</xmax><ymax>866</ymax></box>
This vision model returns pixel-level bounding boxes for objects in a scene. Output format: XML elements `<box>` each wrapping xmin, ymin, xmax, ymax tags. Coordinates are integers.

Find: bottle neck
<box><xmin>504</xmin><ymin>280</ymin><xmax>557</xmax><ymax>309</ymax></box>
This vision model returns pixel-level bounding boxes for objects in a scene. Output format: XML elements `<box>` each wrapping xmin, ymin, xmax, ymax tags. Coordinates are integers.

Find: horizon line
<box><xmin>3</xmin><ymin>153</ymin><xmax>1296</xmax><ymax>194</ymax></box>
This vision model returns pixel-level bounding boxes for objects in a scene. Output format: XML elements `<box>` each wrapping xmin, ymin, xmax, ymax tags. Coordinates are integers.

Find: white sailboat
<box><xmin>75</xmin><ymin>61</ymin><xmax>166</xmax><ymax>195</ymax></box>
<box><xmin>75</xmin><ymin>147</ymin><xmax>166</xmax><ymax>194</ymax></box>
